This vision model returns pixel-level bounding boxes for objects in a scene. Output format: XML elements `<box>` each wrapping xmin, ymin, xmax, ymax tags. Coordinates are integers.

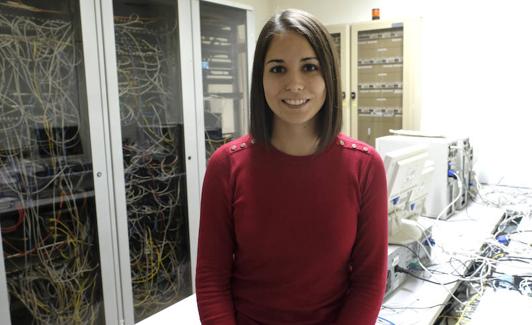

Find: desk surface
<box><xmin>379</xmin><ymin>203</ymin><xmax>504</xmax><ymax>325</ymax></box>
<box><xmin>137</xmin><ymin>294</ymin><xmax>200</xmax><ymax>325</ymax></box>
<box><xmin>467</xmin><ymin>287</ymin><xmax>532</xmax><ymax>325</ymax></box>
<box><xmin>466</xmin><ymin>207</ymin><xmax>532</xmax><ymax>324</ymax></box>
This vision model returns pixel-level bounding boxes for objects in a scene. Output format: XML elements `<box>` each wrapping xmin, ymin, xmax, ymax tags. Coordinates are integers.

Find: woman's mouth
<box><xmin>282</xmin><ymin>98</ymin><xmax>310</xmax><ymax>107</ymax></box>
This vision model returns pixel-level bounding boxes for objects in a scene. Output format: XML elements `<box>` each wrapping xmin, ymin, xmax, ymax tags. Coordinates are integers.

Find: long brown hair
<box><xmin>249</xmin><ymin>9</ymin><xmax>342</xmax><ymax>153</ymax></box>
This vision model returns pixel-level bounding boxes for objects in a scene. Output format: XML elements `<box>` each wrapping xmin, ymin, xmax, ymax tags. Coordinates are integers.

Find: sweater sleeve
<box><xmin>335</xmin><ymin>152</ymin><xmax>388</xmax><ymax>325</ymax></box>
<box><xmin>196</xmin><ymin>148</ymin><xmax>237</xmax><ymax>325</ymax></box>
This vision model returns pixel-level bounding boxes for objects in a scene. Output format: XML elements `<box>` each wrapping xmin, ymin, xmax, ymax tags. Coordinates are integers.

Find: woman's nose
<box><xmin>284</xmin><ymin>71</ymin><xmax>304</xmax><ymax>91</ymax></box>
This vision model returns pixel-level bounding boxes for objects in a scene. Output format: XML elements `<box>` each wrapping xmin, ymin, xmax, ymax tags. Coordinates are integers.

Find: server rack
<box><xmin>199</xmin><ymin>0</ymin><xmax>251</xmax><ymax>158</ymax></box>
<box><xmin>110</xmin><ymin>1</ymin><xmax>194</xmax><ymax>322</ymax></box>
<box><xmin>0</xmin><ymin>1</ymin><xmax>116</xmax><ymax>323</ymax></box>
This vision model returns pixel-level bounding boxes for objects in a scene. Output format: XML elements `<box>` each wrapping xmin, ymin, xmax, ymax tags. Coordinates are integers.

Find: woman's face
<box><xmin>263</xmin><ymin>31</ymin><xmax>326</xmax><ymax>131</ymax></box>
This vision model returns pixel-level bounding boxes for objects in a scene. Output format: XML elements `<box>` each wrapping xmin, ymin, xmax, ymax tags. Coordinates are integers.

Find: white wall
<box><xmin>271</xmin><ymin>0</ymin><xmax>532</xmax><ymax>188</ymax></box>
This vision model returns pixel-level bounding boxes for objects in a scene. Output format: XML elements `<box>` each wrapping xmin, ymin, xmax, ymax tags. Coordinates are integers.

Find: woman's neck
<box><xmin>270</xmin><ymin>119</ymin><xmax>319</xmax><ymax>156</ymax></box>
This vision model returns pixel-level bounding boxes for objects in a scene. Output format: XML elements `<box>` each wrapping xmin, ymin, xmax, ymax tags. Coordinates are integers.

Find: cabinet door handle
<box><xmin>351</xmin><ymin>92</ymin><xmax>356</xmax><ymax>100</ymax></box>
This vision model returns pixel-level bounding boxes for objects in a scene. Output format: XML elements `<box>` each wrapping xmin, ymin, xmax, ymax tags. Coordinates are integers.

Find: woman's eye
<box><xmin>270</xmin><ymin>66</ymin><xmax>286</xmax><ymax>73</ymax></box>
<box><xmin>303</xmin><ymin>64</ymin><xmax>319</xmax><ymax>72</ymax></box>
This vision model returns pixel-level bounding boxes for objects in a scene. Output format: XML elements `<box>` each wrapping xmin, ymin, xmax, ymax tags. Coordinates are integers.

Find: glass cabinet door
<box><xmin>0</xmin><ymin>1</ymin><xmax>106</xmax><ymax>324</ymax></box>
<box><xmin>200</xmin><ymin>1</ymin><xmax>249</xmax><ymax>158</ymax></box>
<box><xmin>110</xmin><ymin>0</ymin><xmax>192</xmax><ymax>322</ymax></box>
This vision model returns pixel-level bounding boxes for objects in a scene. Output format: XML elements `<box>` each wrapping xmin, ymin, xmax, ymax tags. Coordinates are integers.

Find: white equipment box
<box><xmin>376</xmin><ymin>134</ymin><xmax>473</xmax><ymax>220</ymax></box>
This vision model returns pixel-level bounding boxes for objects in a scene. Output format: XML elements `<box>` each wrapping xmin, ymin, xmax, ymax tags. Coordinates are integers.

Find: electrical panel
<box><xmin>357</xmin><ymin>27</ymin><xmax>403</xmax><ymax>147</ymax></box>
<box><xmin>351</xmin><ymin>19</ymin><xmax>421</xmax><ymax>146</ymax></box>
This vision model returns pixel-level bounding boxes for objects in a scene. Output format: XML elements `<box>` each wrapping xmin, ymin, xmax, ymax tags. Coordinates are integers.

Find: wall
<box><xmin>271</xmin><ymin>0</ymin><xmax>532</xmax><ymax>188</ymax></box>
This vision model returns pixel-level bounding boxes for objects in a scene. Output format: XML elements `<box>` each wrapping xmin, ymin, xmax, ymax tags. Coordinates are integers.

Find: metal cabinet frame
<box><xmin>326</xmin><ymin>24</ymin><xmax>352</xmax><ymax>136</ymax></box>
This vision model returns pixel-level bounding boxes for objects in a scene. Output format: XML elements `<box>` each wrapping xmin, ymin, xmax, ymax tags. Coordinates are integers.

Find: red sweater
<box><xmin>196</xmin><ymin>134</ymin><xmax>388</xmax><ymax>325</ymax></box>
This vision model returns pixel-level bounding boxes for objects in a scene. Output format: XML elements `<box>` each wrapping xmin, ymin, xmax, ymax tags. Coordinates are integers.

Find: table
<box><xmin>378</xmin><ymin>203</ymin><xmax>505</xmax><ymax>325</ymax></box>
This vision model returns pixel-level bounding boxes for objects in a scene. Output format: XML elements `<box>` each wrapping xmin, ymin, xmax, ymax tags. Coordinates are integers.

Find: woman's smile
<box><xmin>282</xmin><ymin>98</ymin><xmax>310</xmax><ymax>107</ymax></box>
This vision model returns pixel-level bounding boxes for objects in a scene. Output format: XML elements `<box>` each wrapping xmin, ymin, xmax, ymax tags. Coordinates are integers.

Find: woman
<box><xmin>196</xmin><ymin>9</ymin><xmax>388</xmax><ymax>325</ymax></box>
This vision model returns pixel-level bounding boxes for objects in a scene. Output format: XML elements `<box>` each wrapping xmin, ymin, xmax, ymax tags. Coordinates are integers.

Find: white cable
<box><xmin>435</xmin><ymin>170</ymin><xmax>463</xmax><ymax>222</ymax></box>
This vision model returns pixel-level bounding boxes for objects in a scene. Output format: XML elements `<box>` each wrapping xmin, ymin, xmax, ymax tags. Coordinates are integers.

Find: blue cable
<box><xmin>377</xmin><ymin>316</ymin><xmax>396</xmax><ymax>325</ymax></box>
